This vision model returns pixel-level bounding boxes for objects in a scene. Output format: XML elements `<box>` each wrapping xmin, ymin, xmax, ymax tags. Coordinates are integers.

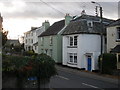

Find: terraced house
<box><xmin>24</xmin><ymin>21</ymin><xmax>50</xmax><ymax>53</ymax></box>
<box><xmin>62</xmin><ymin>14</ymin><xmax>114</xmax><ymax>71</ymax></box>
<box><xmin>107</xmin><ymin>19</ymin><xmax>120</xmax><ymax>69</ymax></box>
<box><xmin>38</xmin><ymin>14</ymin><xmax>73</xmax><ymax>63</ymax></box>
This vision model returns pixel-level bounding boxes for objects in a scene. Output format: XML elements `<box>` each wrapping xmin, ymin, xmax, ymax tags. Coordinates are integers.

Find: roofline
<box><xmin>62</xmin><ymin>32</ymin><xmax>102</xmax><ymax>36</ymax></box>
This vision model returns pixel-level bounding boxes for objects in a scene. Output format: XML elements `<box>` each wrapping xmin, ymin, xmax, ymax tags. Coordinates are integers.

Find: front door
<box><xmin>87</xmin><ymin>56</ymin><xmax>92</xmax><ymax>71</ymax></box>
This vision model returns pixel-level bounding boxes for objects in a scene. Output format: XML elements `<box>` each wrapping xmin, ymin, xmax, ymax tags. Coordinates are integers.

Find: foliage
<box><xmin>3</xmin><ymin>53</ymin><xmax>57</xmax><ymax>85</ymax></box>
<box><xmin>98</xmin><ymin>53</ymin><xmax>117</xmax><ymax>74</ymax></box>
<box><xmin>35</xmin><ymin>53</ymin><xmax>57</xmax><ymax>82</ymax></box>
<box><xmin>2</xmin><ymin>30</ymin><xmax>8</xmax><ymax>46</ymax></box>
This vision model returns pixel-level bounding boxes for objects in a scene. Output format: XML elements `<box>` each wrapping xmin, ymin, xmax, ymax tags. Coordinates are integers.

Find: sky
<box><xmin>0</xmin><ymin>0</ymin><xmax>119</xmax><ymax>39</ymax></box>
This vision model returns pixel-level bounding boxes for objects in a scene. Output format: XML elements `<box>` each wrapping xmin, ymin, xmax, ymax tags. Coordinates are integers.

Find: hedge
<box><xmin>98</xmin><ymin>53</ymin><xmax>117</xmax><ymax>74</ymax></box>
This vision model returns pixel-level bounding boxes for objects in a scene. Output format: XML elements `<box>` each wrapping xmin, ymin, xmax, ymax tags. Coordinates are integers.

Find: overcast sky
<box><xmin>0</xmin><ymin>0</ymin><xmax>119</xmax><ymax>39</ymax></box>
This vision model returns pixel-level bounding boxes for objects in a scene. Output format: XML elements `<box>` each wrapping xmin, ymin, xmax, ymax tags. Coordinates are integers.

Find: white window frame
<box><xmin>68</xmin><ymin>53</ymin><xmax>77</xmax><ymax>64</ymax></box>
<box><xmin>50</xmin><ymin>36</ymin><xmax>53</xmax><ymax>45</ymax></box>
<box><xmin>41</xmin><ymin>37</ymin><xmax>44</xmax><ymax>45</ymax></box>
<box><xmin>69</xmin><ymin>36</ymin><xmax>78</xmax><ymax>47</ymax></box>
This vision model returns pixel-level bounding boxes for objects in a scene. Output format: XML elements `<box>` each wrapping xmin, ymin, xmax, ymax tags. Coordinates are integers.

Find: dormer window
<box><xmin>87</xmin><ymin>21</ymin><xmax>93</xmax><ymax>28</ymax></box>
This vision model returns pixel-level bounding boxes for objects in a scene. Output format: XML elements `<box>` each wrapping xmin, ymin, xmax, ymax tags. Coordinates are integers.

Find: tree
<box><xmin>2</xmin><ymin>30</ymin><xmax>8</xmax><ymax>46</ymax></box>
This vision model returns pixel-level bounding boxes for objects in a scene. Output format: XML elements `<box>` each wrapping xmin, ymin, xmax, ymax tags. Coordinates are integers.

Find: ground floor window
<box><xmin>68</xmin><ymin>53</ymin><xmax>77</xmax><ymax>64</ymax></box>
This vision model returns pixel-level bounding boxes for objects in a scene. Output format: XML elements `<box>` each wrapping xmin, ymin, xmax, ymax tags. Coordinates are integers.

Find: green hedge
<box><xmin>99</xmin><ymin>53</ymin><xmax>117</xmax><ymax>74</ymax></box>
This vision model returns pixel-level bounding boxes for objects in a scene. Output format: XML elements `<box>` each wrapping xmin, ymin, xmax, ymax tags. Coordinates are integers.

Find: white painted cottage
<box><xmin>62</xmin><ymin>15</ymin><xmax>114</xmax><ymax>71</ymax></box>
<box><xmin>24</xmin><ymin>21</ymin><xmax>50</xmax><ymax>53</ymax></box>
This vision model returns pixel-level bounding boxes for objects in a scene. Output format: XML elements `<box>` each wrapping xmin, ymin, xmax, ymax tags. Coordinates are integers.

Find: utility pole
<box><xmin>91</xmin><ymin>1</ymin><xmax>103</xmax><ymax>73</ymax></box>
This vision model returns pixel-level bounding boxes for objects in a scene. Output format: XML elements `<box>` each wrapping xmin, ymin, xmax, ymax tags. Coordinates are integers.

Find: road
<box><xmin>50</xmin><ymin>65</ymin><xmax>119</xmax><ymax>89</ymax></box>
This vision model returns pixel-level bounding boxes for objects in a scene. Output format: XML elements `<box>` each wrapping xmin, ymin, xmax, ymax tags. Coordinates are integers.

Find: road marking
<box><xmin>82</xmin><ymin>83</ymin><xmax>104</xmax><ymax>90</ymax></box>
<box><xmin>56</xmin><ymin>75</ymin><xmax>69</xmax><ymax>80</ymax></box>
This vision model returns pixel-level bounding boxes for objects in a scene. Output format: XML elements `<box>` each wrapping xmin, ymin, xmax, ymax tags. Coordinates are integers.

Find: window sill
<box><xmin>67</xmin><ymin>46</ymin><xmax>77</xmax><ymax>48</ymax></box>
<box><xmin>67</xmin><ymin>62</ymin><xmax>77</xmax><ymax>65</ymax></box>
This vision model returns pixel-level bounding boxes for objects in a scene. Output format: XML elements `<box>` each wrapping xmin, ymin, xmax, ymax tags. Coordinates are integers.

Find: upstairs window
<box><xmin>31</xmin><ymin>39</ymin><xmax>33</xmax><ymax>43</ymax></box>
<box><xmin>117</xmin><ymin>27</ymin><xmax>120</xmax><ymax>40</ymax></box>
<box><xmin>41</xmin><ymin>37</ymin><xmax>44</xmax><ymax>45</ymax></box>
<box><xmin>69</xmin><ymin>36</ymin><xmax>78</xmax><ymax>47</ymax></box>
<box><xmin>87</xmin><ymin>21</ymin><xmax>93</xmax><ymax>28</ymax></box>
<box><xmin>50</xmin><ymin>36</ymin><xmax>53</xmax><ymax>45</ymax></box>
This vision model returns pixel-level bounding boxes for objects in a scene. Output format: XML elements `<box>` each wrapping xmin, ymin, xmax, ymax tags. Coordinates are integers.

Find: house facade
<box><xmin>38</xmin><ymin>14</ymin><xmax>72</xmax><ymax>63</ymax></box>
<box><xmin>107</xmin><ymin>19</ymin><xmax>120</xmax><ymax>69</ymax></box>
<box><xmin>62</xmin><ymin>14</ymin><xmax>114</xmax><ymax>71</ymax></box>
<box><xmin>24</xmin><ymin>21</ymin><xmax>50</xmax><ymax>53</ymax></box>
<box><xmin>38</xmin><ymin>20</ymin><xmax>65</xmax><ymax>63</ymax></box>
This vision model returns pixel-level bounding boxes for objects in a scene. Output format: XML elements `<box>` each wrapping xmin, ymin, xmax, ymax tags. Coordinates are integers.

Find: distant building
<box><xmin>5</xmin><ymin>39</ymin><xmax>20</xmax><ymax>46</ymax></box>
<box><xmin>0</xmin><ymin>13</ymin><xmax>3</xmax><ymax>32</ymax></box>
<box><xmin>107</xmin><ymin>19</ymin><xmax>120</xmax><ymax>69</ymax></box>
<box><xmin>24</xmin><ymin>21</ymin><xmax>50</xmax><ymax>53</ymax></box>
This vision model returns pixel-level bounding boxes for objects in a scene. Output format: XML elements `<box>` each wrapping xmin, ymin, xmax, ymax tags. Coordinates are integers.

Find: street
<box><xmin>50</xmin><ymin>65</ymin><xmax>119</xmax><ymax>89</ymax></box>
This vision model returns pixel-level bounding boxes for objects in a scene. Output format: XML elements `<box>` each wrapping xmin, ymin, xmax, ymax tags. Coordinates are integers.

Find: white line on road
<box><xmin>56</xmin><ymin>75</ymin><xmax>69</xmax><ymax>80</ymax></box>
<box><xmin>82</xmin><ymin>83</ymin><xmax>104</xmax><ymax>90</ymax></box>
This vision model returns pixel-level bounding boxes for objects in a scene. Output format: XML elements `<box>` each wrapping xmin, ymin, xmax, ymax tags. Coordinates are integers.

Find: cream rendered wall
<box><xmin>107</xmin><ymin>26</ymin><xmax>120</xmax><ymax>53</ymax></box>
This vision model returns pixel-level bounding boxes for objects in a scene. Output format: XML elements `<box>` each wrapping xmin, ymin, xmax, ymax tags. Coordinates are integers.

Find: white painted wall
<box><xmin>63</xmin><ymin>34</ymin><xmax>101</xmax><ymax>71</ymax></box>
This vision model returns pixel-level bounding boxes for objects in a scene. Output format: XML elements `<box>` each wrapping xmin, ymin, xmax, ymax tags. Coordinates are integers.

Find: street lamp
<box><xmin>91</xmin><ymin>1</ymin><xmax>103</xmax><ymax>73</ymax></box>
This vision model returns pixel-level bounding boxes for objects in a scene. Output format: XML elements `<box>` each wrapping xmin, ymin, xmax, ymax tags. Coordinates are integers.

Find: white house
<box><xmin>62</xmin><ymin>14</ymin><xmax>114</xmax><ymax>71</ymax></box>
<box><xmin>24</xmin><ymin>21</ymin><xmax>50</xmax><ymax>53</ymax></box>
<box><xmin>107</xmin><ymin>19</ymin><xmax>120</xmax><ymax>69</ymax></box>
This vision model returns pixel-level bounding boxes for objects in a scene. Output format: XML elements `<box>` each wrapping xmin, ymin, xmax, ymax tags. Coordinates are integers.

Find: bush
<box><xmin>23</xmin><ymin>50</ymin><xmax>38</xmax><ymax>57</ymax></box>
<box><xmin>35</xmin><ymin>53</ymin><xmax>57</xmax><ymax>83</ymax></box>
<box><xmin>99</xmin><ymin>53</ymin><xmax>117</xmax><ymax>74</ymax></box>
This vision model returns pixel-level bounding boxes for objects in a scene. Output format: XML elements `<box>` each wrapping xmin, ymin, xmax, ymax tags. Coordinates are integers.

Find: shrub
<box><xmin>35</xmin><ymin>53</ymin><xmax>57</xmax><ymax>81</ymax></box>
<box><xmin>99</xmin><ymin>53</ymin><xmax>117</xmax><ymax>74</ymax></box>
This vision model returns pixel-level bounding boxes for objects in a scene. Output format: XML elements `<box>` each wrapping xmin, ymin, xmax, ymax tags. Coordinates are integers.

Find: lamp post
<box><xmin>91</xmin><ymin>1</ymin><xmax>103</xmax><ymax>73</ymax></box>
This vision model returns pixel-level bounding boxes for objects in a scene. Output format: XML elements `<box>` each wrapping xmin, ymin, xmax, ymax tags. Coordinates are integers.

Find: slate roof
<box><xmin>111</xmin><ymin>45</ymin><xmax>120</xmax><ymax>53</ymax></box>
<box><xmin>62</xmin><ymin>15</ymin><xmax>114</xmax><ymax>35</ymax></box>
<box><xmin>39</xmin><ymin>20</ymin><xmax>65</xmax><ymax>37</ymax></box>
<box><xmin>108</xmin><ymin>19</ymin><xmax>120</xmax><ymax>27</ymax></box>
<box><xmin>72</xmin><ymin>15</ymin><xmax>114</xmax><ymax>23</ymax></box>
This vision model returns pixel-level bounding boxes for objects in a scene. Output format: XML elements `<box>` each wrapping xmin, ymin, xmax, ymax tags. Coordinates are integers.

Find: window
<box><xmin>50</xmin><ymin>49</ymin><xmax>52</xmax><ymax>57</ymax></box>
<box><xmin>35</xmin><ymin>46</ymin><xmax>37</xmax><ymax>50</ymax></box>
<box><xmin>68</xmin><ymin>53</ymin><xmax>77</xmax><ymax>64</ymax></box>
<box><xmin>117</xmin><ymin>27</ymin><xmax>120</xmax><ymax>39</ymax></box>
<box><xmin>31</xmin><ymin>39</ymin><xmax>33</xmax><ymax>43</ymax></box>
<box><xmin>74</xmin><ymin>53</ymin><xmax>77</xmax><ymax>63</ymax></box>
<box><xmin>87</xmin><ymin>21</ymin><xmax>93</xmax><ymax>28</ymax></box>
<box><xmin>50</xmin><ymin>36</ymin><xmax>53</xmax><ymax>45</ymax></box>
<box><xmin>74</xmin><ymin>36</ymin><xmax>77</xmax><ymax>46</ymax></box>
<box><xmin>41</xmin><ymin>37</ymin><xmax>44</xmax><ymax>45</ymax></box>
<box><xmin>69</xmin><ymin>36</ymin><xmax>78</xmax><ymax>46</ymax></box>
<box><xmin>70</xmin><ymin>37</ymin><xmax>73</xmax><ymax>46</ymax></box>
<box><xmin>25</xmin><ymin>39</ymin><xmax>27</xmax><ymax>43</ymax></box>
<box><xmin>69</xmin><ymin>53</ymin><xmax>73</xmax><ymax>62</ymax></box>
